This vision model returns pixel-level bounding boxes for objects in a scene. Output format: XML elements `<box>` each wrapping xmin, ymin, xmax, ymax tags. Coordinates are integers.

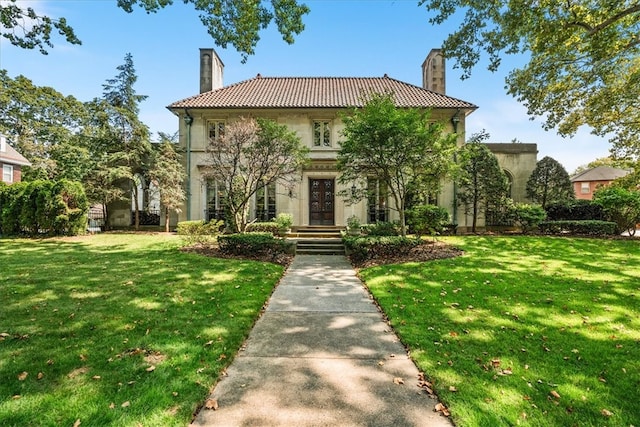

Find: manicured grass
<box><xmin>0</xmin><ymin>233</ymin><xmax>285</xmax><ymax>426</ymax></box>
<box><xmin>359</xmin><ymin>236</ymin><xmax>639</xmax><ymax>427</ymax></box>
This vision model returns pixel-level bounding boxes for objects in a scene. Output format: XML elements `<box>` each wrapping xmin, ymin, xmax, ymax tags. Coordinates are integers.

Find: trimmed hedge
<box><xmin>0</xmin><ymin>180</ymin><xmax>88</xmax><ymax>236</ymax></box>
<box><xmin>176</xmin><ymin>220</ymin><xmax>224</xmax><ymax>245</ymax></box>
<box><xmin>217</xmin><ymin>232</ymin><xmax>295</xmax><ymax>256</ymax></box>
<box><xmin>245</xmin><ymin>221</ymin><xmax>280</xmax><ymax>235</ymax></box>
<box><xmin>343</xmin><ymin>235</ymin><xmax>422</xmax><ymax>263</ymax></box>
<box><xmin>545</xmin><ymin>200</ymin><xmax>605</xmax><ymax>221</ymax></box>
<box><xmin>539</xmin><ymin>220</ymin><xmax>618</xmax><ymax>236</ymax></box>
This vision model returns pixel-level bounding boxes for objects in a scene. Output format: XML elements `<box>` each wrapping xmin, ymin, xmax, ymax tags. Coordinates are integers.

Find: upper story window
<box><xmin>580</xmin><ymin>182</ymin><xmax>590</xmax><ymax>194</ymax></box>
<box><xmin>208</xmin><ymin>121</ymin><xmax>225</xmax><ymax>141</ymax></box>
<box><xmin>2</xmin><ymin>164</ymin><xmax>13</xmax><ymax>183</ymax></box>
<box><xmin>313</xmin><ymin>121</ymin><xmax>331</xmax><ymax>147</ymax></box>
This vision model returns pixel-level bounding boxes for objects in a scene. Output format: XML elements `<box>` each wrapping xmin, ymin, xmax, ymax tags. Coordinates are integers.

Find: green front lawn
<box><xmin>0</xmin><ymin>233</ymin><xmax>285</xmax><ymax>426</ymax></box>
<box><xmin>360</xmin><ymin>236</ymin><xmax>640</xmax><ymax>427</ymax></box>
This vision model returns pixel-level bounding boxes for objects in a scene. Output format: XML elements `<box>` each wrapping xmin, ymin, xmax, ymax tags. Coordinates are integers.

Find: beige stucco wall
<box><xmin>176</xmin><ymin>107</ymin><xmax>470</xmax><ymax>228</ymax></box>
<box><xmin>485</xmin><ymin>143</ymin><xmax>538</xmax><ymax>203</ymax></box>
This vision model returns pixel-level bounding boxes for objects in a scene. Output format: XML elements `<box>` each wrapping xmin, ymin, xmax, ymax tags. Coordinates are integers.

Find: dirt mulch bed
<box><xmin>180</xmin><ymin>240</ymin><xmax>462</xmax><ymax>270</ymax></box>
<box><xmin>348</xmin><ymin>240</ymin><xmax>464</xmax><ymax>269</ymax></box>
<box><xmin>180</xmin><ymin>244</ymin><xmax>295</xmax><ymax>268</ymax></box>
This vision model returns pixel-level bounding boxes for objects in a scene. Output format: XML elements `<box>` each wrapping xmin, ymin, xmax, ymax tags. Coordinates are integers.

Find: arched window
<box><xmin>503</xmin><ymin>170</ymin><xmax>514</xmax><ymax>198</ymax></box>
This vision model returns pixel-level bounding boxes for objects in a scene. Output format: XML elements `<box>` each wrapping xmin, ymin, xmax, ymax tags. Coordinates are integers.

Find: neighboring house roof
<box><xmin>0</xmin><ymin>143</ymin><xmax>31</xmax><ymax>167</ymax></box>
<box><xmin>570</xmin><ymin>166</ymin><xmax>630</xmax><ymax>182</ymax></box>
<box><xmin>167</xmin><ymin>75</ymin><xmax>478</xmax><ymax>110</ymax></box>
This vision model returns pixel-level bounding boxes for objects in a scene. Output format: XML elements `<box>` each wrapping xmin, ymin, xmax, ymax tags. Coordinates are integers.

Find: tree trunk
<box><xmin>164</xmin><ymin>206</ymin><xmax>170</xmax><ymax>233</ymax></box>
<box><xmin>472</xmin><ymin>202</ymin><xmax>478</xmax><ymax>233</ymax></box>
<box><xmin>132</xmin><ymin>184</ymin><xmax>140</xmax><ymax>230</ymax></box>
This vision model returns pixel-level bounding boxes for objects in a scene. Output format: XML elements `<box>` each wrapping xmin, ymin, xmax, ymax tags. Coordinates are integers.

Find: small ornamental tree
<box><xmin>526</xmin><ymin>156</ymin><xmax>575</xmax><ymax>209</ymax></box>
<box><xmin>148</xmin><ymin>134</ymin><xmax>186</xmax><ymax>232</ymax></box>
<box><xmin>205</xmin><ymin>117</ymin><xmax>308</xmax><ymax>233</ymax></box>
<box><xmin>592</xmin><ymin>186</ymin><xmax>640</xmax><ymax>235</ymax></box>
<box><xmin>456</xmin><ymin>134</ymin><xmax>510</xmax><ymax>232</ymax></box>
<box><xmin>337</xmin><ymin>93</ymin><xmax>457</xmax><ymax>236</ymax></box>
<box><xmin>513</xmin><ymin>203</ymin><xmax>547</xmax><ymax>234</ymax></box>
<box><xmin>406</xmin><ymin>204</ymin><xmax>450</xmax><ymax>237</ymax></box>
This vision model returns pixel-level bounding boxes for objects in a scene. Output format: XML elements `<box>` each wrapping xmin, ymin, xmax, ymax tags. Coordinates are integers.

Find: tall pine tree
<box><xmin>87</xmin><ymin>53</ymin><xmax>152</xmax><ymax>229</ymax></box>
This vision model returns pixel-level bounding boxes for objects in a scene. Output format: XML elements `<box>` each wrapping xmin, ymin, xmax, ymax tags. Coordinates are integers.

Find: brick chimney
<box><xmin>422</xmin><ymin>49</ymin><xmax>446</xmax><ymax>95</ymax></box>
<box><xmin>200</xmin><ymin>48</ymin><xmax>224</xmax><ymax>93</ymax></box>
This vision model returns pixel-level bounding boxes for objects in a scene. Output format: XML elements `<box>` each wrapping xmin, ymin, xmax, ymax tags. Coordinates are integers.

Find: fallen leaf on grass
<box><xmin>73</xmin><ymin>419</ymin><xmax>81</xmax><ymax>427</ymax></box>
<box><xmin>121</xmin><ymin>401</ymin><xmax>130</xmax><ymax>408</ymax></box>
<box><xmin>37</xmin><ymin>372</ymin><xmax>44</xmax><ymax>380</ymax></box>
<box><xmin>18</xmin><ymin>372</ymin><xmax>28</xmax><ymax>381</ymax></box>
<box><xmin>205</xmin><ymin>399</ymin><xmax>219</xmax><ymax>410</ymax></box>
<box><xmin>92</xmin><ymin>375</ymin><xmax>101</xmax><ymax>380</ymax></box>
<box><xmin>109</xmin><ymin>403</ymin><xmax>115</xmax><ymax>409</ymax></box>
<box><xmin>67</xmin><ymin>367</ymin><xmax>89</xmax><ymax>379</ymax></box>
<box><xmin>166</xmin><ymin>405</ymin><xmax>180</xmax><ymax>416</ymax></box>
<box><xmin>434</xmin><ymin>402</ymin><xmax>451</xmax><ymax>417</ymax></box>
<box><xmin>550</xmin><ymin>390</ymin><xmax>561</xmax><ymax>399</ymax></box>
<box><xmin>601</xmin><ymin>409</ymin><xmax>613</xmax><ymax>417</ymax></box>
<box><xmin>448</xmin><ymin>386</ymin><xmax>458</xmax><ymax>392</ymax></box>
<box><xmin>146</xmin><ymin>365</ymin><xmax>156</xmax><ymax>372</ymax></box>
<box><xmin>393</xmin><ymin>377</ymin><xmax>404</xmax><ymax>385</ymax></box>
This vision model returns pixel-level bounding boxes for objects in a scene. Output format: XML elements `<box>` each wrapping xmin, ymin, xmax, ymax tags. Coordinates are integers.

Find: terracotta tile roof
<box><xmin>570</xmin><ymin>166</ymin><xmax>631</xmax><ymax>182</ymax></box>
<box><xmin>168</xmin><ymin>75</ymin><xmax>477</xmax><ymax>110</ymax></box>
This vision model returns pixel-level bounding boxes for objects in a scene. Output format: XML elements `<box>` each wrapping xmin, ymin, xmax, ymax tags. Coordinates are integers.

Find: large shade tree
<box><xmin>337</xmin><ymin>93</ymin><xmax>457</xmax><ymax>236</ymax></box>
<box><xmin>526</xmin><ymin>156</ymin><xmax>575</xmax><ymax>209</ymax></box>
<box><xmin>1</xmin><ymin>0</ymin><xmax>309</xmax><ymax>61</ymax></box>
<box><xmin>421</xmin><ymin>1</ymin><xmax>640</xmax><ymax>160</ymax></box>
<box><xmin>0</xmin><ymin>70</ymin><xmax>88</xmax><ymax>180</ymax></box>
<box><xmin>205</xmin><ymin>117</ymin><xmax>308</xmax><ymax>233</ymax></box>
<box><xmin>456</xmin><ymin>132</ymin><xmax>510</xmax><ymax>232</ymax></box>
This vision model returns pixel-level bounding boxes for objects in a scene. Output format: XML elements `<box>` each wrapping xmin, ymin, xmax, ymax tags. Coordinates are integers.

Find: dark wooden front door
<box><xmin>309</xmin><ymin>178</ymin><xmax>335</xmax><ymax>225</ymax></box>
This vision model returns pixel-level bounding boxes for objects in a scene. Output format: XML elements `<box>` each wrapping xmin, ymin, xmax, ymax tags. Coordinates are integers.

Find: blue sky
<box><xmin>1</xmin><ymin>0</ymin><xmax>612</xmax><ymax>173</ymax></box>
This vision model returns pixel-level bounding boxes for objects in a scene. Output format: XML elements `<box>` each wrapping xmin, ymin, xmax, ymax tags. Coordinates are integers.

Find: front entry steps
<box><xmin>289</xmin><ymin>226</ymin><xmax>346</xmax><ymax>255</ymax></box>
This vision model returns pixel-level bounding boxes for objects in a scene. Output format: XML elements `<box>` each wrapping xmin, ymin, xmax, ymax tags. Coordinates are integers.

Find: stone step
<box><xmin>294</xmin><ymin>237</ymin><xmax>345</xmax><ymax>255</ymax></box>
<box><xmin>288</xmin><ymin>228</ymin><xmax>344</xmax><ymax>239</ymax></box>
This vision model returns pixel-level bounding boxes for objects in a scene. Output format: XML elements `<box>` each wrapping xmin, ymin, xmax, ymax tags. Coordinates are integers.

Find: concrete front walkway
<box><xmin>191</xmin><ymin>255</ymin><xmax>453</xmax><ymax>427</ymax></box>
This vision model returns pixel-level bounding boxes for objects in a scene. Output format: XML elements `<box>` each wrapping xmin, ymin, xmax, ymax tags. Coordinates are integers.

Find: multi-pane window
<box><xmin>2</xmin><ymin>164</ymin><xmax>13</xmax><ymax>183</ymax></box>
<box><xmin>255</xmin><ymin>182</ymin><xmax>276</xmax><ymax>221</ymax></box>
<box><xmin>581</xmin><ymin>182</ymin><xmax>590</xmax><ymax>194</ymax></box>
<box><xmin>206</xmin><ymin>179</ymin><xmax>227</xmax><ymax>221</ymax></box>
<box><xmin>313</xmin><ymin>121</ymin><xmax>331</xmax><ymax>147</ymax></box>
<box><xmin>208</xmin><ymin>121</ymin><xmax>225</xmax><ymax>140</ymax></box>
<box><xmin>367</xmin><ymin>178</ymin><xmax>388</xmax><ymax>223</ymax></box>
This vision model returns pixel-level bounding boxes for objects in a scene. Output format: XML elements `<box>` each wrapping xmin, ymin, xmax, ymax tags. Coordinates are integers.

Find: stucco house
<box><xmin>0</xmin><ymin>133</ymin><xmax>31</xmax><ymax>184</ymax></box>
<box><xmin>167</xmin><ymin>48</ymin><xmax>536</xmax><ymax>232</ymax></box>
<box><xmin>570</xmin><ymin>166</ymin><xmax>631</xmax><ymax>200</ymax></box>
